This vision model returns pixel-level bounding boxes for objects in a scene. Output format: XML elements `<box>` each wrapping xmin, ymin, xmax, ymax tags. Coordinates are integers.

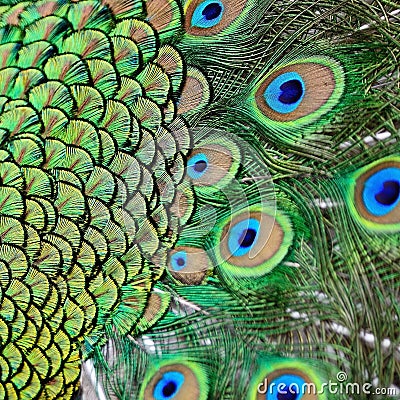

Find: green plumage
<box><xmin>0</xmin><ymin>0</ymin><xmax>399</xmax><ymax>399</ymax></box>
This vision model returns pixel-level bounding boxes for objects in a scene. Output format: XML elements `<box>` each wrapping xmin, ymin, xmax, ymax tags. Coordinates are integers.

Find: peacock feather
<box><xmin>0</xmin><ymin>0</ymin><xmax>399</xmax><ymax>399</ymax></box>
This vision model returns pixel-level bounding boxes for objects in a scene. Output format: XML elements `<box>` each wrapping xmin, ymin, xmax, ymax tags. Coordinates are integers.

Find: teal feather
<box><xmin>0</xmin><ymin>0</ymin><xmax>399</xmax><ymax>399</ymax></box>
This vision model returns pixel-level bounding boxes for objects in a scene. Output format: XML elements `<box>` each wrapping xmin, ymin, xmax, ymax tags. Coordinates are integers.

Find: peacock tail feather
<box><xmin>0</xmin><ymin>0</ymin><xmax>399</xmax><ymax>399</ymax></box>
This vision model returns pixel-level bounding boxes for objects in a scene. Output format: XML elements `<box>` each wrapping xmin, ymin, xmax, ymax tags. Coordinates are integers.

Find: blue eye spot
<box><xmin>362</xmin><ymin>168</ymin><xmax>400</xmax><ymax>216</ymax></box>
<box><xmin>203</xmin><ymin>3</ymin><xmax>223</xmax><ymax>20</ymax></box>
<box><xmin>239</xmin><ymin>228</ymin><xmax>257</xmax><ymax>249</ymax></box>
<box><xmin>277</xmin><ymin>385</ymin><xmax>299</xmax><ymax>400</ymax></box>
<box><xmin>188</xmin><ymin>153</ymin><xmax>209</xmax><ymax>179</ymax></box>
<box><xmin>279</xmin><ymin>80</ymin><xmax>304</xmax><ymax>105</ymax></box>
<box><xmin>191</xmin><ymin>0</ymin><xmax>225</xmax><ymax>28</ymax></box>
<box><xmin>162</xmin><ymin>381</ymin><xmax>177</xmax><ymax>397</ymax></box>
<box><xmin>375</xmin><ymin>180</ymin><xmax>399</xmax><ymax>206</ymax></box>
<box><xmin>264</xmin><ymin>72</ymin><xmax>305</xmax><ymax>114</ymax></box>
<box><xmin>228</xmin><ymin>218</ymin><xmax>260</xmax><ymax>257</ymax></box>
<box><xmin>153</xmin><ymin>371</ymin><xmax>184</xmax><ymax>400</ymax></box>
<box><xmin>266</xmin><ymin>374</ymin><xmax>305</xmax><ymax>400</ymax></box>
<box><xmin>194</xmin><ymin>160</ymin><xmax>208</xmax><ymax>173</ymax></box>
<box><xmin>170</xmin><ymin>251</ymin><xmax>188</xmax><ymax>272</ymax></box>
